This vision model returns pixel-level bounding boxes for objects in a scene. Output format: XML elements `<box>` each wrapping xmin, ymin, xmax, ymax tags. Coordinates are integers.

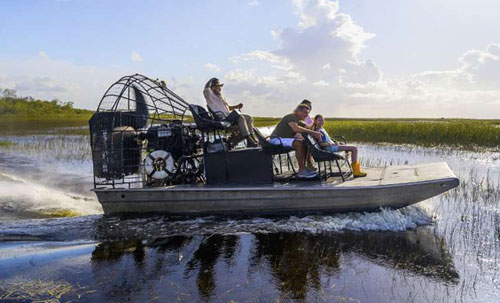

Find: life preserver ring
<box><xmin>144</xmin><ymin>150</ymin><xmax>175</xmax><ymax>180</ymax></box>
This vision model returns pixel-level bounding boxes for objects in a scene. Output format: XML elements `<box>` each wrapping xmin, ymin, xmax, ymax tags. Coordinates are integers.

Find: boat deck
<box><xmin>338</xmin><ymin>162</ymin><xmax>456</xmax><ymax>187</ymax></box>
<box><xmin>98</xmin><ymin>162</ymin><xmax>454</xmax><ymax>191</ymax></box>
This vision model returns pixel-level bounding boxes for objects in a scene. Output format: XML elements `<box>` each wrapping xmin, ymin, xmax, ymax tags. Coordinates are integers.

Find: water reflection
<box><xmin>251</xmin><ymin>232</ymin><xmax>340</xmax><ymax>300</ymax></box>
<box><xmin>89</xmin><ymin>228</ymin><xmax>457</xmax><ymax>302</ymax></box>
<box><xmin>185</xmin><ymin>235</ymin><xmax>239</xmax><ymax>299</ymax></box>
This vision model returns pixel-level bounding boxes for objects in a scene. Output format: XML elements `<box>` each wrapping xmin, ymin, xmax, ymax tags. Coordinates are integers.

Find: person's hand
<box><xmin>205</xmin><ymin>78</ymin><xmax>216</xmax><ymax>89</ymax></box>
<box><xmin>312</xmin><ymin>131</ymin><xmax>322</xmax><ymax>141</ymax></box>
<box><xmin>237</xmin><ymin>103</ymin><xmax>243</xmax><ymax>110</ymax></box>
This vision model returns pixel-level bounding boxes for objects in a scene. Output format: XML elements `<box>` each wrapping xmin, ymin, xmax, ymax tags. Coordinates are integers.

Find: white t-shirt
<box><xmin>319</xmin><ymin>128</ymin><xmax>335</xmax><ymax>145</ymax></box>
<box><xmin>203</xmin><ymin>88</ymin><xmax>229</xmax><ymax>118</ymax></box>
<box><xmin>304</xmin><ymin>115</ymin><xmax>313</xmax><ymax>128</ymax></box>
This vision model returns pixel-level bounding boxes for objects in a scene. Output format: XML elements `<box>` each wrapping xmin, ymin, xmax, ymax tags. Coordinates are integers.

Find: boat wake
<box><xmin>0</xmin><ymin>202</ymin><xmax>435</xmax><ymax>242</ymax></box>
<box><xmin>93</xmin><ymin>205</ymin><xmax>435</xmax><ymax>241</ymax></box>
<box><xmin>0</xmin><ymin>171</ymin><xmax>103</xmax><ymax>220</ymax></box>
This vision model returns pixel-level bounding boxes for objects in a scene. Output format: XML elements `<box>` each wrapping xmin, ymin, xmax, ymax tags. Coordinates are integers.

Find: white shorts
<box><xmin>269</xmin><ymin>137</ymin><xmax>295</xmax><ymax>148</ymax></box>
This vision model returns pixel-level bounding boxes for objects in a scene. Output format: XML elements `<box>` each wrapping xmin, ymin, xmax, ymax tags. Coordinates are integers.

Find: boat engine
<box><xmin>89</xmin><ymin>74</ymin><xmax>204</xmax><ymax>189</ymax></box>
<box><xmin>141</xmin><ymin>121</ymin><xmax>202</xmax><ymax>185</ymax></box>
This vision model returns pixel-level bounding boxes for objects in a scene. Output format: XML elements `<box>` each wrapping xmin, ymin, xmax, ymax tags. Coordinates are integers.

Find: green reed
<box><xmin>0</xmin><ymin>141</ymin><xmax>16</xmax><ymax>146</ymax></box>
<box><xmin>323</xmin><ymin>119</ymin><xmax>500</xmax><ymax>149</ymax></box>
<box><xmin>2</xmin><ymin>116</ymin><xmax>499</xmax><ymax>148</ymax></box>
<box><xmin>253</xmin><ymin>117</ymin><xmax>281</xmax><ymax>127</ymax></box>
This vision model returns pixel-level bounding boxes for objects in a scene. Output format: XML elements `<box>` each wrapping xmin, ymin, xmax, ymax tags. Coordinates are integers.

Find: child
<box><xmin>313</xmin><ymin>114</ymin><xmax>367</xmax><ymax>178</ymax></box>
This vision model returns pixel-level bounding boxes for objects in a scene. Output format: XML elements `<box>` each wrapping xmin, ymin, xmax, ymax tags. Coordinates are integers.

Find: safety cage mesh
<box><xmin>89</xmin><ymin>74</ymin><xmax>203</xmax><ymax>189</ymax></box>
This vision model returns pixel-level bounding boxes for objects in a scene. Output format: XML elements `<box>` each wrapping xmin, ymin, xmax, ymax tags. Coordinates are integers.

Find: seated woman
<box><xmin>313</xmin><ymin>114</ymin><xmax>367</xmax><ymax>178</ymax></box>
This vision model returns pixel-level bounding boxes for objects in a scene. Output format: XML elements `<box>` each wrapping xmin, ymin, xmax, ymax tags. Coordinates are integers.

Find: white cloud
<box><xmin>218</xmin><ymin>0</ymin><xmax>382</xmax><ymax>116</ymax></box>
<box><xmin>409</xmin><ymin>43</ymin><xmax>500</xmax><ymax>91</ymax></box>
<box><xmin>130</xmin><ymin>51</ymin><xmax>143</xmax><ymax>62</ymax></box>
<box><xmin>15</xmin><ymin>76</ymin><xmax>71</xmax><ymax>94</ymax></box>
<box><xmin>293</xmin><ymin>0</ymin><xmax>339</xmax><ymax>29</ymax></box>
<box><xmin>338</xmin><ymin>43</ymin><xmax>500</xmax><ymax>117</ymax></box>
<box><xmin>270</xmin><ymin>29</ymin><xmax>281</xmax><ymax>40</ymax></box>
<box><xmin>2</xmin><ymin>1</ymin><xmax>499</xmax><ymax>118</ymax></box>
<box><xmin>217</xmin><ymin>0</ymin><xmax>500</xmax><ymax>118</ymax></box>
<box><xmin>39</xmin><ymin>51</ymin><xmax>48</xmax><ymax>59</ymax></box>
<box><xmin>204</xmin><ymin>63</ymin><xmax>221</xmax><ymax>72</ymax></box>
<box><xmin>0</xmin><ymin>55</ymin><xmax>134</xmax><ymax>109</ymax></box>
<box><xmin>248</xmin><ymin>0</ymin><xmax>260</xmax><ymax>6</ymax></box>
<box><xmin>313</xmin><ymin>80</ymin><xmax>329</xmax><ymax>87</ymax></box>
<box><xmin>227</xmin><ymin>0</ymin><xmax>379</xmax><ymax>90</ymax></box>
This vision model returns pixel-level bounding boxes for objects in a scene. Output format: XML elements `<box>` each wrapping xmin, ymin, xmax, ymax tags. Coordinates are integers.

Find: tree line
<box><xmin>0</xmin><ymin>88</ymin><xmax>93</xmax><ymax>116</ymax></box>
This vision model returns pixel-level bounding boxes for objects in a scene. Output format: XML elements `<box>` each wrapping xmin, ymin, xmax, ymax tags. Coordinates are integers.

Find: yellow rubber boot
<box><xmin>351</xmin><ymin>161</ymin><xmax>367</xmax><ymax>178</ymax></box>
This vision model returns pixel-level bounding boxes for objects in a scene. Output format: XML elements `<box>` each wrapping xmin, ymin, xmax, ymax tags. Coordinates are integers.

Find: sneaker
<box><xmin>305</xmin><ymin>162</ymin><xmax>317</xmax><ymax>171</ymax></box>
<box><xmin>297</xmin><ymin>169</ymin><xmax>318</xmax><ymax>179</ymax></box>
<box><xmin>305</xmin><ymin>168</ymin><xmax>317</xmax><ymax>174</ymax></box>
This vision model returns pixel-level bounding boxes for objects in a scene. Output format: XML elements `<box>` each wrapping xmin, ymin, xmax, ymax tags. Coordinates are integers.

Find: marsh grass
<box><xmin>0</xmin><ymin>279</ymin><xmax>94</xmax><ymax>302</ymax></box>
<box><xmin>253</xmin><ymin>117</ymin><xmax>282</xmax><ymax>127</ymax></box>
<box><xmin>0</xmin><ymin>115</ymin><xmax>90</xmax><ymax>137</ymax></box>
<box><xmin>2</xmin><ymin>116</ymin><xmax>499</xmax><ymax>148</ymax></box>
<box><xmin>5</xmin><ymin>135</ymin><xmax>91</xmax><ymax>162</ymax></box>
<box><xmin>40</xmin><ymin>209</ymin><xmax>82</xmax><ymax>218</ymax></box>
<box><xmin>254</xmin><ymin>117</ymin><xmax>500</xmax><ymax>148</ymax></box>
<box><xmin>324</xmin><ymin>119</ymin><xmax>500</xmax><ymax>149</ymax></box>
<box><xmin>0</xmin><ymin>141</ymin><xmax>16</xmax><ymax>147</ymax></box>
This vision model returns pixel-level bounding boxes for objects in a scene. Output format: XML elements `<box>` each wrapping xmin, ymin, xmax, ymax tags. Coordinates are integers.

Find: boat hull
<box><xmin>93</xmin><ymin>162</ymin><xmax>459</xmax><ymax>215</ymax></box>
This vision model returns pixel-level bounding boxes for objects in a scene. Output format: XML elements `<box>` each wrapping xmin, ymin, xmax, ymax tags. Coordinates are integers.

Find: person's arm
<box><xmin>288</xmin><ymin>122</ymin><xmax>322</xmax><ymax>140</ymax></box>
<box><xmin>205</xmin><ymin>78</ymin><xmax>218</xmax><ymax>89</ymax></box>
<box><xmin>203</xmin><ymin>88</ymin><xmax>216</xmax><ymax>112</ymax></box>
<box><xmin>228</xmin><ymin>102</ymin><xmax>243</xmax><ymax>110</ymax></box>
<box><xmin>228</xmin><ymin>104</ymin><xmax>242</xmax><ymax>110</ymax></box>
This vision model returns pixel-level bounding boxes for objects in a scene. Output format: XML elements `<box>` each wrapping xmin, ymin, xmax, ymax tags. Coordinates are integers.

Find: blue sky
<box><xmin>1</xmin><ymin>0</ymin><xmax>499</xmax><ymax>118</ymax></box>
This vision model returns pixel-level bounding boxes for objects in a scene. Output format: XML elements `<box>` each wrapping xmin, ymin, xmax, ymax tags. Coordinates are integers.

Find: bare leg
<box><xmin>338</xmin><ymin>145</ymin><xmax>366</xmax><ymax>177</ymax></box>
<box><xmin>243</xmin><ymin>114</ymin><xmax>254</xmax><ymax>136</ymax></box>
<box><xmin>337</xmin><ymin>145</ymin><xmax>358</xmax><ymax>163</ymax></box>
<box><xmin>293</xmin><ymin>140</ymin><xmax>306</xmax><ymax>171</ymax></box>
<box><xmin>235</xmin><ymin>116</ymin><xmax>250</xmax><ymax>138</ymax></box>
<box><xmin>305</xmin><ymin>150</ymin><xmax>314</xmax><ymax>168</ymax></box>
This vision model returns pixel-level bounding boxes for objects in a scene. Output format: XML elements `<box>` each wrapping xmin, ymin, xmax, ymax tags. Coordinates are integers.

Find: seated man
<box><xmin>297</xmin><ymin>99</ymin><xmax>316</xmax><ymax>171</ymax></box>
<box><xmin>299</xmin><ymin>99</ymin><xmax>314</xmax><ymax>128</ymax></box>
<box><xmin>203</xmin><ymin>78</ymin><xmax>258</xmax><ymax>147</ymax></box>
<box><xmin>269</xmin><ymin>103</ymin><xmax>322</xmax><ymax>178</ymax></box>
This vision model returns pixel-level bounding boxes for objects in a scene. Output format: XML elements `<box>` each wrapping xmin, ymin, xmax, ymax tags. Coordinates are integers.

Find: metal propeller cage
<box><xmin>89</xmin><ymin>74</ymin><xmax>202</xmax><ymax>189</ymax></box>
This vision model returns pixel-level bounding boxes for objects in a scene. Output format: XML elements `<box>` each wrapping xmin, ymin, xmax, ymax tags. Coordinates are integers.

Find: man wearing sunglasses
<box><xmin>203</xmin><ymin>77</ymin><xmax>259</xmax><ymax>147</ymax></box>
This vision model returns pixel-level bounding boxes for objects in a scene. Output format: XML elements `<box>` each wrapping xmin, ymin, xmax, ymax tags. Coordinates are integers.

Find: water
<box><xmin>0</xmin><ymin>122</ymin><xmax>499</xmax><ymax>302</ymax></box>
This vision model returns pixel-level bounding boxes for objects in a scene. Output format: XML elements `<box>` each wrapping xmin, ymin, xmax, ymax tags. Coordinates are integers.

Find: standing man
<box><xmin>203</xmin><ymin>78</ymin><xmax>258</xmax><ymax>147</ymax></box>
<box><xmin>269</xmin><ymin>103</ymin><xmax>322</xmax><ymax>179</ymax></box>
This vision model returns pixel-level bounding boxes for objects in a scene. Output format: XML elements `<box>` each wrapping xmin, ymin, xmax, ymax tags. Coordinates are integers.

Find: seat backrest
<box><xmin>189</xmin><ymin>104</ymin><xmax>229</xmax><ymax>132</ymax></box>
<box><xmin>252</xmin><ymin>127</ymin><xmax>269</xmax><ymax>146</ymax></box>
<box><xmin>253</xmin><ymin>127</ymin><xmax>294</xmax><ymax>155</ymax></box>
<box><xmin>305</xmin><ymin>134</ymin><xmax>321</xmax><ymax>151</ymax></box>
<box><xmin>189</xmin><ymin>104</ymin><xmax>213</xmax><ymax>128</ymax></box>
<box><xmin>189</xmin><ymin>104</ymin><xmax>212</xmax><ymax>120</ymax></box>
<box><xmin>305</xmin><ymin>133</ymin><xmax>343</xmax><ymax>161</ymax></box>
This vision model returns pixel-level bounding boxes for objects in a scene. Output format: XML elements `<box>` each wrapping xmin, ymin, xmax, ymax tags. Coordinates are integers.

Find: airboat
<box><xmin>89</xmin><ymin>74</ymin><xmax>459</xmax><ymax>215</ymax></box>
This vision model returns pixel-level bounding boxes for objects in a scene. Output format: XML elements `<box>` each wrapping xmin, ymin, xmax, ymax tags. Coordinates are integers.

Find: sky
<box><xmin>0</xmin><ymin>0</ymin><xmax>499</xmax><ymax>118</ymax></box>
